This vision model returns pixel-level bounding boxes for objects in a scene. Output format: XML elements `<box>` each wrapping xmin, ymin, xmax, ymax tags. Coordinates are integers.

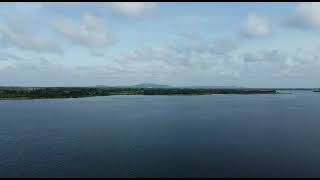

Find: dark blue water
<box><xmin>0</xmin><ymin>91</ymin><xmax>320</xmax><ymax>178</ymax></box>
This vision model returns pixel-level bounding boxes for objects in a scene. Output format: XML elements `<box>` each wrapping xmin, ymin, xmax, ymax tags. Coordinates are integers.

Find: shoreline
<box><xmin>0</xmin><ymin>93</ymin><xmax>280</xmax><ymax>101</ymax></box>
<box><xmin>0</xmin><ymin>88</ymin><xmax>279</xmax><ymax>100</ymax></box>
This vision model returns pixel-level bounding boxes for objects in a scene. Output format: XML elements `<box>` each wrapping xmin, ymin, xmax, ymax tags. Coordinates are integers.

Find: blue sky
<box><xmin>0</xmin><ymin>2</ymin><xmax>319</xmax><ymax>88</ymax></box>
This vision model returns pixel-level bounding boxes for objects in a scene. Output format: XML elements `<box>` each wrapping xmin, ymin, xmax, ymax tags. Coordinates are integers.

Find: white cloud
<box><xmin>53</xmin><ymin>13</ymin><xmax>114</xmax><ymax>55</ymax></box>
<box><xmin>241</xmin><ymin>13</ymin><xmax>271</xmax><ymax>38</ymax></box>
<box><xmin>108</xmin><ymin>2</ymin><xmax>158</xmax><ymax>17</ymax></box>
<box><xmin>56</xmin><ymin>2</ymin><xmax>81</xmax><ymax>5</ymax></box>
<box><xmin>0</xmin><ymin>16</ymin><xmax>63</xmax><ymax>54</ymax></box>
<box><xmin>12</xmin><ymin>2</ymin><xmax>43</xmax><ymax>13</ymax></box>
<box><xmin>241</xmin><ymin>47</ymin><xmax>320</xmax><ymax>82</ymax></box>
<box><xmin>0</xmin><ymin>52</ymin><xmax>27</xmax><ymax>61</ymax></box>
<box><xmin>243</xmin><ymin>50</ymin><xmax>285</xmax><ymax>63</ymax></box>
<box><xmin>46</xmin><ymin>2</ymin><xmax>158</xmax><ymax>17</ymax></box>
<box><xmin>111</xmin><ymin>34</ymin><xmax>241</xmax><ymax>84</ymax></box>
<box><xmin>0</xmin><ymin>56</ymin><xmax>135</xmax><ymax>86</ymax></box>
<box><xmin>287</xmin><ymin>2</ymin><xmax>320</xmax><ymax>30</ymax></box>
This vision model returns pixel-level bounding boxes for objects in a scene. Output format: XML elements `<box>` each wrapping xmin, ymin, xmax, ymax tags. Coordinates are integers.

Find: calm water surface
<box><xmin>0</xmin><ymin>91</ymin><xmax>320</xmax><ymax>177</ymax></box>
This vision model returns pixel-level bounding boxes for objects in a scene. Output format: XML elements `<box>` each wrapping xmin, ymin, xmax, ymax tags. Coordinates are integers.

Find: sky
<box><xmin>0</xmin><ymin>2</ymin><xmax>319</xmax><ymax>88</ymax></box>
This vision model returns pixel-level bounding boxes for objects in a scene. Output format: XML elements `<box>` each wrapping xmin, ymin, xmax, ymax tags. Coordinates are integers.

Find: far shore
<box><xmin>0</xmin><ymin>87</ymin><xmax>279</xmax><ymax>100</ymax></box>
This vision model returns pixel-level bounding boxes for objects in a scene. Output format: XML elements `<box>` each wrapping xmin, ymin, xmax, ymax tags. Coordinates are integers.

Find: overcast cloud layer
<box><xmin>0</xmin><ymin>2</ymin><xmax>319</xmax><ymax>88</ymax></box>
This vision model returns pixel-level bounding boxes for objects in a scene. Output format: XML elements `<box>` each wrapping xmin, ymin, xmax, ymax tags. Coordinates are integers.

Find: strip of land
<box><xmin>0</xmin><ymin>87</ymin><xmax>278</xmax><ymax>100</ymax></box>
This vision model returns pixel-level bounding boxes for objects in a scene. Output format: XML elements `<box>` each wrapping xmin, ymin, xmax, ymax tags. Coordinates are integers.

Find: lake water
<box><xmin>0</xmin><ymin>91</ymin><xmax>320</xmax><ymax>178</ymax></box>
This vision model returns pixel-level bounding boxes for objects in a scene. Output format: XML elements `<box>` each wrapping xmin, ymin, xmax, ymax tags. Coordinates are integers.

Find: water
<box><xmin>0</xmin><ymin>91</ymin><xmax>320</xmax><ymax>178</ymax></box>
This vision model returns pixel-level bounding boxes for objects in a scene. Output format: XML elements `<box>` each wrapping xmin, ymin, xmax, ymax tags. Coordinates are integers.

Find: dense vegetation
<box><xmin>0</xmin><ymin>87</ymin><xmax>278</xmax><ymax>100</ymax></box>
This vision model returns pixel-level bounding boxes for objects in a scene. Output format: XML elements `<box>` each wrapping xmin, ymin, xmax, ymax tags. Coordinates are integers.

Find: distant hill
<box><xmin>181</xmin><ymin>85</ymin><xmax>244</xmax><ymax>89</ymax></box>
<box><xmin>95</xmin><ymin>83</ymin><xmax>173</xmax><ymax>89</ymax></box>
<box><xmin>96</xmin><ymin>84</ymin><xmax>242</xmax><ymax>89</ymax></box>
<box><xmin>132</xmin><ymin>83</ymin><xmax>173</xmax><ymax>88</ymax></box>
